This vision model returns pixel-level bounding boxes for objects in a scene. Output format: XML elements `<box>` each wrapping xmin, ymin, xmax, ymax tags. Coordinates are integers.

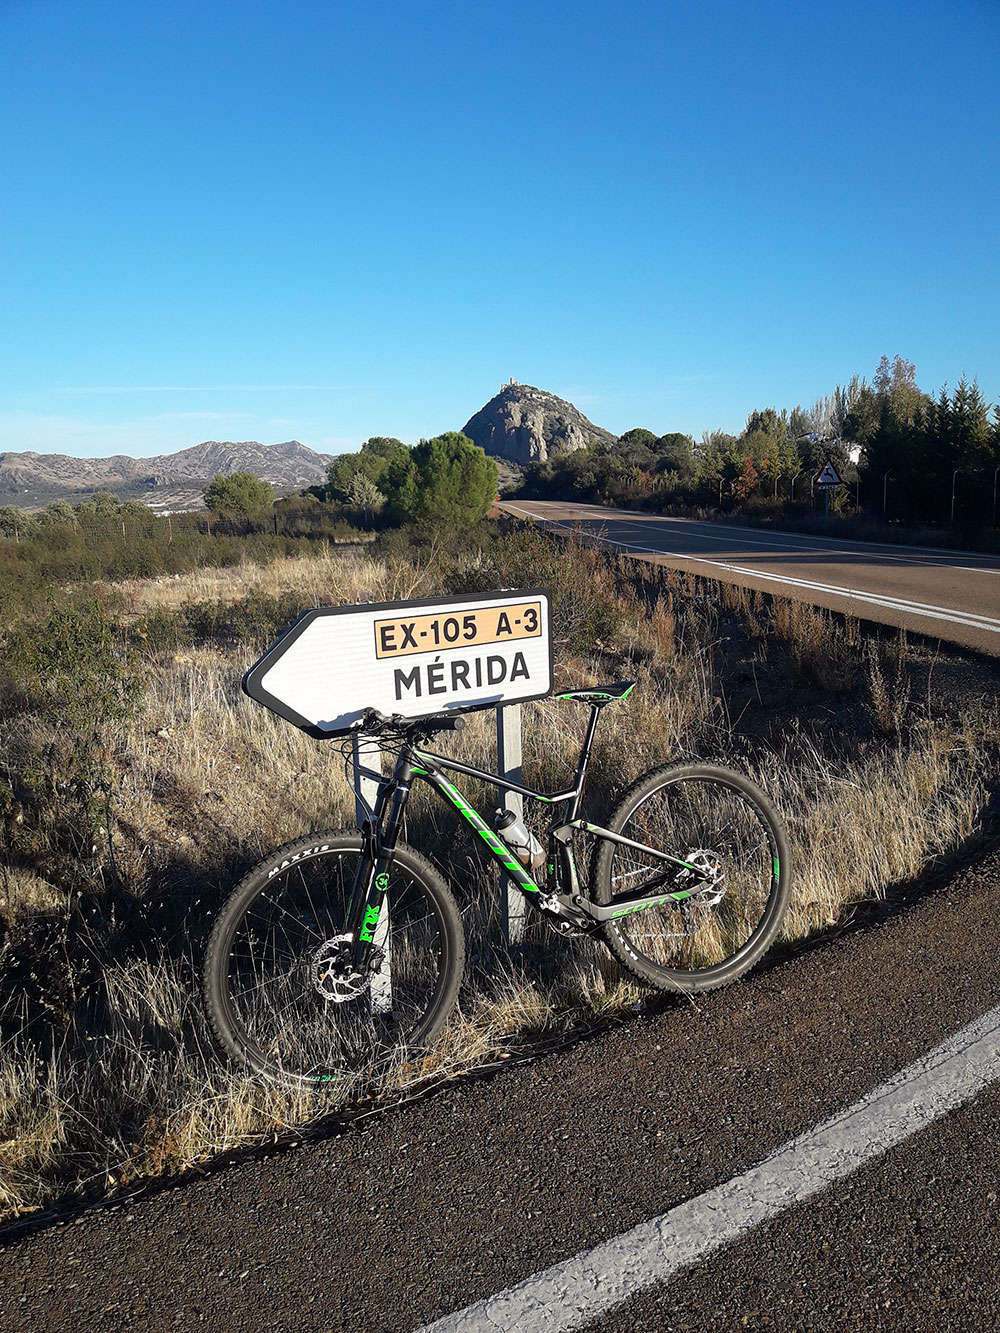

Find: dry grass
<box><xmin>1</xmin><ymin>527</ymin><xmax>998</xmax><ymax>1223</ymax></box>
<box><xmin>109</xmin><ymin>546</ymin><xmax>427</xmax><ymax>616</ymax></box>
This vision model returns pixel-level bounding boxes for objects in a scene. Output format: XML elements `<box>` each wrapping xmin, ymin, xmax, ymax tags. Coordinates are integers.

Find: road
<box><xmin>501</xmin><ymin>500</ymin><xmax>1000</xmax><ymax>656</ymax></box>
<box><xmin>2</xmin><ymin>843</ymin><xmax>1000</xmax><ymax>1331</ymax></box>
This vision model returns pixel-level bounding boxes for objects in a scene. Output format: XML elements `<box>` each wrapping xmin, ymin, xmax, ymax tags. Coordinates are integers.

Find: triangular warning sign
<box><xmin>814</xmin><ymin>459</ymin><xmax>843</xmax><ymax>488</ymax></box>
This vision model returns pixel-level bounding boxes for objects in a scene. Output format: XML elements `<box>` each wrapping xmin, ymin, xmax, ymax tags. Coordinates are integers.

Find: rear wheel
<box><xmin>203</xmin><ymin>831</ymin><xmax>463</xmax><ymax>1086</ymax></box>
<box><xmin>593</xmin><ymin>764</ymin><xmax>791</xmax><ymax>993</ymax></box>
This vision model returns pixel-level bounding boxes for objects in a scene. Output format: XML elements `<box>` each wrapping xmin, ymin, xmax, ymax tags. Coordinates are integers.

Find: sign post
<box><xmin>496</xmin><ymin>705</ymin><xmax>527</xmax><ymax>945</ymax></box>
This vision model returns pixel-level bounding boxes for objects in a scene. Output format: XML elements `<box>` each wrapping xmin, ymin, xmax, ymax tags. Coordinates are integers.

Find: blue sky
<box><xmin>2</xmin><ymin>0</ymin><xmax>998</xmax><ymax>458</ymax></box>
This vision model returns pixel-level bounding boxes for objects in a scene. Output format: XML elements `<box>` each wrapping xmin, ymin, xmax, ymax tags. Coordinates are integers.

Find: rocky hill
<box><xmin>462</xmin><ymin>382</ymin><xmax>616</xmax><ymax>464</ymax></box>
<box><xmin>0</xmin><ymin>439</ymin><xmax>334</xmax><ymax>509</ymax></box>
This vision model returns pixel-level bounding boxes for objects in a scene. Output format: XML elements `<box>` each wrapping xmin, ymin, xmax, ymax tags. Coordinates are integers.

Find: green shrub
<box><xmin>0</xmin><ymin>595</ymin><xmax>144</xmax><ymax>893</ymax></box>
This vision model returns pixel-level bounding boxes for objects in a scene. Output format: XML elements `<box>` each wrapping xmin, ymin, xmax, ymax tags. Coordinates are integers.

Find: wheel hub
<box><xmin>308</xmin><ymin>934</ymin><xmax>373</xmax><ymax>1003</ymax></box>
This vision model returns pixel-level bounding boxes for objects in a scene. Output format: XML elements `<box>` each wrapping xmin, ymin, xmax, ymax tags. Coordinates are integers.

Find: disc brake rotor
<box><xmin>308</xmin><ymin>934</ymin><xmax>378</xmax><ymax>1004</ymax></box>
<box><xmin>680</xmin><ymin>849</ymin><xmax>727</xmax><ymax>909</ymax></box>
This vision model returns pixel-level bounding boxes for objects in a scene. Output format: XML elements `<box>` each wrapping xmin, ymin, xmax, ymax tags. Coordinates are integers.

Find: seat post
<box><xmin>567</xmin><ymin>704</ymin><xmax>602</xmax><ymax>819</ymax></box>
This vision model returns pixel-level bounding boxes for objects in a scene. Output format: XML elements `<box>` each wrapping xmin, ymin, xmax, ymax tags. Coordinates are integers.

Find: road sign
<box><xmin>243</xmin><ymin>588</ymin><xmax>552</xmax><ymax>737</ymax></box>
<box><xmin>814</xmin><ymin>459</ymin><xmax>844</xmax><ymax>489</ymax></box>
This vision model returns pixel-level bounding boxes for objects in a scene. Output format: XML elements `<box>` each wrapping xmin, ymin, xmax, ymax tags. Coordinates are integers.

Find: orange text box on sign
<box><xmin>373</xmin><ymin>600</ymin><xmax>542</xmax><ymax>660</ymax></box>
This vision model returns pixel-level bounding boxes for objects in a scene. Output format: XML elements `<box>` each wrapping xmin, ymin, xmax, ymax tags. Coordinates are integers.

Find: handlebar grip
<box><xmin>428</xmin><ymin>713</ymin><xmax>464</xmax><ymax>732</ymax></box>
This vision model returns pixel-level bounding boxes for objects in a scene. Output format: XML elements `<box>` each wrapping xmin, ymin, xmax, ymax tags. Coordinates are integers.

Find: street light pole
<box><xmin>791</xmin><ymin>469</ymin><xmax>802</xmax><ymax>501</ymax></box>
<box><xmin>951</xmin><ymin>469</ymin><xmax>959</xmax><ymax>526</ymax></box>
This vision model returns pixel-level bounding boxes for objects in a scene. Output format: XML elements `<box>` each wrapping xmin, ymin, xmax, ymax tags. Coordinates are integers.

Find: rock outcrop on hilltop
<box><xmin>462</xmin><ymin>382</ymin><xmax>616</xmax><ymax>464</ymax></box>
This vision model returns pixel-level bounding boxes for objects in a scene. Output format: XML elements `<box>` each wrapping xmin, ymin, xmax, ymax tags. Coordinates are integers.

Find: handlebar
<box><xmin>355</xmin><ymin>707</ymin><xmax>466</xmax><ymax>737</ymax></box>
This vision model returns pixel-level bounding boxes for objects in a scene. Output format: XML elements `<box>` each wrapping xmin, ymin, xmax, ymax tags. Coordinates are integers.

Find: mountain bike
<box><xmin>203</xmin><ymin>681</ymin><xmax>791</xmax><ymax>1085</ymax></box>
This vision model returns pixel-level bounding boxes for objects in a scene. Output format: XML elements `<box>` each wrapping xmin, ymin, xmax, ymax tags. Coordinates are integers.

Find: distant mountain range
<box><xmin>0</xmin><ymin>440</ymin><xmax>335</xmax><ymax>510</ymax></box>
<box><xmin>2</xmin><ymin>384</ymin><xmax>619</xmax><ymax>510</ymax></box>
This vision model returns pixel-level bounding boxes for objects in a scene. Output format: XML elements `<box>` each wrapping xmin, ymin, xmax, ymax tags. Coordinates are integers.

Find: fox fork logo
<box><xmin>358</xmin><ymin>904</ymin><xmax>381</xmax><ymax>942</ymax></box>
<box><xmin>358</xmin><ymin>874</ymin><xmax>389</xmax><ymax>942</ymax></box>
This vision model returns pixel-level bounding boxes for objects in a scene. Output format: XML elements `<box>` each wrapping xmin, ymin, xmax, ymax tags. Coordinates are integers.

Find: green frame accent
<box><xmin>425</xmin><ymin>769</ymin><xmax>541</xmax><ymax>893</ymax></box>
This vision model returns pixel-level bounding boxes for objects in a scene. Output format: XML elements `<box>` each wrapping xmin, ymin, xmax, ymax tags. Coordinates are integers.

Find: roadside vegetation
<box><xmin>1</xmin><ymin>517</ymin><xmax>998</xmax><ymax>1225</ymax></box>
<box><xmin>518</xmin><ymin>355</ymin><xmax>1000</xmax><ymax>544</ymax></box>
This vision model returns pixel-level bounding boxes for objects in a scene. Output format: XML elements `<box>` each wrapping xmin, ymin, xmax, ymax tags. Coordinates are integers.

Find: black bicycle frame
<box><xmin>347</xmin><ymin>704</ymin><xmax>709</xmax><ymax>965</ymax></box>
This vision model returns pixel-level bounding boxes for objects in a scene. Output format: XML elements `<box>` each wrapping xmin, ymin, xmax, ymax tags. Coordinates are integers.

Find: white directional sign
<box><xmin>814</xmin><ymin>459</ymin><xmax>844</xmax><ymax>488</ymax></box>
<box><xmin>243</xmin><ymin>589</ymin><xmax>552</xmax><ymax>737</ymax></box>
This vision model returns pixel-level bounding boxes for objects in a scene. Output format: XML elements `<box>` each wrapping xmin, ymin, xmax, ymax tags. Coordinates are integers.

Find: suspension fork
<box><xmin>348</xmin><ymin>750</ymin><xmax>415</xmax><ymax>966</ymax></box>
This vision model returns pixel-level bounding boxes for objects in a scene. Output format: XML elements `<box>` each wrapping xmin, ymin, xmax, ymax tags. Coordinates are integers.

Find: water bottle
<box><xmin>493</xmin><ymin>808</ymin><xmax>546</xmax><ymax>870</ymax></box>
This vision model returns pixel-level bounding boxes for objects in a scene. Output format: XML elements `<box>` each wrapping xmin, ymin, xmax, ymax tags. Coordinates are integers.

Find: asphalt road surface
<box><xmin>501</xmin><ymin>500</ymin><xmax>1000</xmax><ymax>656</ymax></box>
<box><xmin>3</xmin><ymin>843</ymin><xmax>1000</xmax><ymax>1331</ymax></box>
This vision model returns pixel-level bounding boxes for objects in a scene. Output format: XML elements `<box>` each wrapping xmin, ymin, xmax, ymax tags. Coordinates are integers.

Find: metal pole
<box><xmin>352</xmin><ymin>732</ymin><xmax>392</xmax><ymax>1012</ymax></box>
<box><xmin>883</xmin><ymin>471</ymin><xmax>890</xmax><ymax>517</ymax></box>
<box><xmin>951</xmin><ymin>469</ymin><xmax>959</xmax><ymax>526</ymax></box>
<box><xmin>496</xmin><ymin>704</ymin><xmax>527</xmax><ymax>946</ymax></box>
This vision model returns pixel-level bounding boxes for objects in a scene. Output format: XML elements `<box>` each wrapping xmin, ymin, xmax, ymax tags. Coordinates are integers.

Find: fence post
<box><xmin>352</xmin><ymin>732</ymin><xmax>392</xmax><ymax>1013</ymax></box>
<box><xmin>496</xmin><ymin>704</ymin><xmax>528</xmax><ymax>946</ymax></box>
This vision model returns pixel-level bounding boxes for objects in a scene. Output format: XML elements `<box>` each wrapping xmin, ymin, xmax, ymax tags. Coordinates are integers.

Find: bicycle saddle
<box><xmin>556</xmin><ymin>680</ymin><xmax>635</xmax><ymax>704</ymax></box>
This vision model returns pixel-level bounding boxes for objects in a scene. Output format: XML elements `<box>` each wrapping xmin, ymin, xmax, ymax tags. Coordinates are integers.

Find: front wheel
<box><xmin>203</xmin><ymin>831</ymin><xmax>464</xmax><ymax>1086</ymax></box>
<box><xmin>593</xmin><ymin>764</ymin><xmax>791</xmax><ymax>993</ymax></box>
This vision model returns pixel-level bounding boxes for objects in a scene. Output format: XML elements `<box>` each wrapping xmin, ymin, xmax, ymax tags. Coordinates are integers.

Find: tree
<box><xmin>830</xmin><ymin>376</ymin><xmax>865</xmax><ymax>439</ymax></box>
<box><xmin>39</xmin><ymin>500</ymin><xmax>79</xmax><ymax>528</ymax></box>
<box><xmin>382</xmin><ymin>432</ymin><xmax>498</xmax><ymax>528</ymax></box>
<box><xmin>204</xmin><ymin>472</ymin><xmax>274</xmax><ymax>519</ymax></box>
<box><xmin>950</xmin><ymin>376</ymin><xmax>991</xmax><ymax>470</ymax></box>
<box><xmin>325</xmin><ymin>436</ymin><xmax>404</xmax><ymax>501</ymax></box>
<box><xmin>91</xmin><ymin>490</ymin><xmax>122</xmax><ymax>517</ymax></box>
<box><xmin>0</xmin><ymin>505</ymin><xmax>38</xmax><ymax>540</ymax></box>
<box><xmin>740</xmin><ymin>407</ymin><xmax>792</xmax><ymax>481</ymax></box>
<box><xmin>653</xmin><ymin>433</ymin><xmax>696</xmax><ymax>483</ymax></box>
<box><xmin>618</xmin><ymin>428</ymin><xmax>657</xmax><ymax>450</ymax></box>
<box><xmin>345</xmin><ymin>470</ymin><xmax>384</xmax><ymax>521</ymax></box>
<box><xmin>734</xmin><ymin>454</ymin><xmax>759</xmax><ymax>502</ymax></box>
<box><xmin>360</xmin><ymin>436</ymin><xmax>404</xmax><ymax>460</ymax></box>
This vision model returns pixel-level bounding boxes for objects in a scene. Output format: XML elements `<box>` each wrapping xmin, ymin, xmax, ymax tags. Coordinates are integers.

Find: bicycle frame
<box><xmin>346</xmin><ymin>704</ymin><xmax>711</xmax><ymax>965</ymax></box>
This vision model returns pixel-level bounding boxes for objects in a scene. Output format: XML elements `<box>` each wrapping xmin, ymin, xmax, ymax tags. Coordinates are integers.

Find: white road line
<box><xmin>615</xmin><ymin>517</ymin><xmax>1000</xmax><ymax>576</ymax></box>
<box><xmin>418</xmin><ymin>1005</ymin><xmax>1000</xmax><ymax>1333</ymax></box>
<box><xmin>503</xmin><ymin>506</ymin><xmax>1000</xmax><ymax>637</ymax></box>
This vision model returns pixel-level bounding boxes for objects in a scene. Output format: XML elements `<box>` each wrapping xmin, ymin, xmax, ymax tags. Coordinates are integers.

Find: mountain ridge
<box><xmin>0</xmin><ymin>439</ymin><xmax>335</xmax><ymax>505</ymax></box>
